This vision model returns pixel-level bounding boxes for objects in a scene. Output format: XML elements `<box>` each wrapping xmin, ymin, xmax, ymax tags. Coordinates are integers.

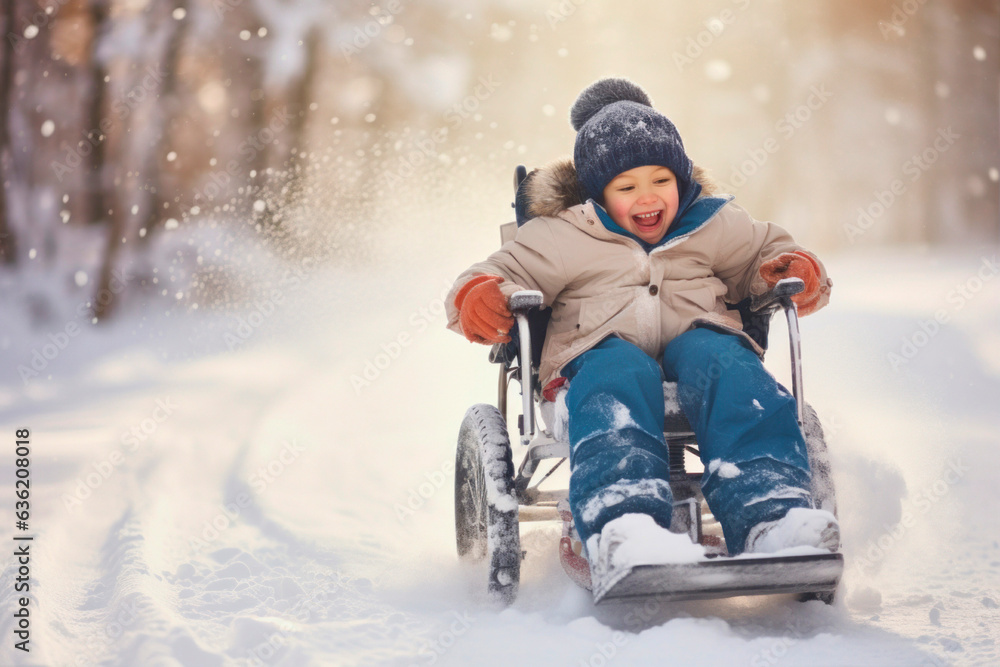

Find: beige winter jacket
<box><xmin>446</xmin><ymin>160</ymin><xmax>831</xmax><ymax>387</ymax></box>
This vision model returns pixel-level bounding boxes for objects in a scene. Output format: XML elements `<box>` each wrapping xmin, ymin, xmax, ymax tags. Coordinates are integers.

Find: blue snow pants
<box><xmin>562</xmin><ymin>329</ymin><xmax>812</xmax><ymax>554</ymax></box>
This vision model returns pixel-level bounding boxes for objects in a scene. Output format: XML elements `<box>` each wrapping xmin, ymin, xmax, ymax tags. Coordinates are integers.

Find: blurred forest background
<box><xmin>0</xmin><ymin>0</ymin><xmax>997</xmax><ymax>324</ymax></box>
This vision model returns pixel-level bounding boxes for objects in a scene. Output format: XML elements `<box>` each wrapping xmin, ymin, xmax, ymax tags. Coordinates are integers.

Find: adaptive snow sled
<box><xmin>454</xmin><ymin>166</ymin><xmax>842</xmax><ymax>606</ymax></box>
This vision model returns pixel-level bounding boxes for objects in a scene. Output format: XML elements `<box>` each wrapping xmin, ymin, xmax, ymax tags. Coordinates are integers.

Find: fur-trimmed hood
<box><xmin>525</xmin><ymin>158</ymin><xmax>720</xmax><ymax>219</ymax></box>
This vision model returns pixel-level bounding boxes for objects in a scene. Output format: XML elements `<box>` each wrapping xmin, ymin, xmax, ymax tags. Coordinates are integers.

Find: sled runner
<box><xmin>454</xmin><ymin>166</ymin><xmax>842</xmax><ymax>607</ymax></box>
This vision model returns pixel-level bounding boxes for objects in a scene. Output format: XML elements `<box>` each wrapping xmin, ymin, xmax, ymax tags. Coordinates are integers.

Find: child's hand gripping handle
<box><xmin>758</xmin><ymin>251</ymin><xmax>822</xmax><ymax>315</ymax></box>
<box><xmin>454</xmin><ymin>275</ymin><xmax>515</xmax><ymax>344</ymax></box>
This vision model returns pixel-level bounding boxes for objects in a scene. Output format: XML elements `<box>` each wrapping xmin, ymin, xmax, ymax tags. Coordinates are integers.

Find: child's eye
<box><xmin>617</xmin><ymin>186</ymin><xmax>634</xmax><ymax>192</ymax></box>
<box><xmin>655</xmin><ymin>178</ymin><xmax>672</xmax><ymax>185</ymax></box>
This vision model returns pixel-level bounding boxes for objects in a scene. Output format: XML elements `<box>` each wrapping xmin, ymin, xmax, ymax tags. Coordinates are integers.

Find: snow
<box><xmin>704</xmin><ymin>59</ymin><xmax>733</xmax><ymax>83</ymax></box>
<box><xmin>745</xmin><ymin>484</ymin><xmax>813</xmax><ymax>507</ymax></box>
<box><xmin>745</xmin><ymin>508</ymin><xmax>839</xmax><ymax>554</ymax></box>
<box><xmin>663</xmin><ymin>381</ymin><xmax>681</xmax><ymax>415</ymax></box>
<box><xmin>579</xmin><ymin>478</ymin><xmax>673</xmax><ymax>523</ymax></box>
<box><xmin>0</xmin><ymin>246</ymin><xmax>998</xmax><ymax>666</ymax></box>
<box><xmin>708</xmin><ymin>459</ymin><xmax>742</xmax><ymax>479</ymax></box>
<box><xmin>601</xmin><ymin>514</ymin><xmax>706</xmax><ymax>566</ymax></box>
<box><xmin>609</xmin><ymin>399</ymin><xmax>639</xmax><ymax>430</ymax></box>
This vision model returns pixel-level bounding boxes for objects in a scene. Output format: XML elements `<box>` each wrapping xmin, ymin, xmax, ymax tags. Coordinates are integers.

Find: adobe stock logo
<box><xmin>845</xmin><ymin>127</ymin><xmax>959</xmax><ymax>244</ymax></box>
<box><xmin>887</xmin><ymin>255</ymin><xmax>998</xmax><ymax>370</ymax></box>
<box><xmin>394</xmin><ymin>460</ymin><xmax>453</xmax><ymax>523</ymax></box>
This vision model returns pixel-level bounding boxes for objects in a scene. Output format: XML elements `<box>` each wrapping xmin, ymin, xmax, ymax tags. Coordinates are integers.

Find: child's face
<box><xmin>601</xmin><ymin>165</ymin><xmax>679</xmax><ymax>245</ymax></box>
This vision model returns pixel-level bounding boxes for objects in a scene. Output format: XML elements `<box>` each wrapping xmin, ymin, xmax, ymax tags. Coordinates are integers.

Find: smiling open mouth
<box><xmin>632</xmin><ymin>210</ymin><xmax>663</xmax><ymax>230</ymax></box>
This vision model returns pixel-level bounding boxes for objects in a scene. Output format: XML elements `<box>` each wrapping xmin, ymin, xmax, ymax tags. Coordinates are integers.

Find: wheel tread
<box><xmin>454</xmin><ymin>404</ymin><xmax>521</xmax><ymax>606</ymax></box>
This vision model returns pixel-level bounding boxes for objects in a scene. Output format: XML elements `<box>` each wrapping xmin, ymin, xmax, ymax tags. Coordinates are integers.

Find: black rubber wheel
<box><xmin>455</xmin><ymin>404</ymin><xmax>521</xmax><ymax>605</ymax></box>
<box><xmin>799</xmin><ymin>590</ymin><xmax>836</xmax><ymax>605</ymax></box>
<box><xmin>801</xmin><ymin>403</ymin><xmax>839</xmax><ymax>605</ymax></box>
<box><xmin>802</xmin><ymin>403</ymin><xmax>838</xmax><ymax>519</ymax></box>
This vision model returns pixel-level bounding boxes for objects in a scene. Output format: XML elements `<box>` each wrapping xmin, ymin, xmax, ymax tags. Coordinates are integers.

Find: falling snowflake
<box><xmin>490</xmin><ymin>23</ymin><xmax>512</xmax><ymax>42</ymax></box>
<box><xmin>704</xmin><ymin>59</ymin><xmax>732</xmax><ymax>83</ymax></box>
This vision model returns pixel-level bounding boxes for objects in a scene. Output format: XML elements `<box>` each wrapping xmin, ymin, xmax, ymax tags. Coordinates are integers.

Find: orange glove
<box><xmin>454</xmin><ymin>275</ymin><xmax>514</xmax><ymax>344</ymax></box>
<box><xmin>759</xmin><ymin>251</ymin><xmax>823</xmax><ymax>315</ymax></box>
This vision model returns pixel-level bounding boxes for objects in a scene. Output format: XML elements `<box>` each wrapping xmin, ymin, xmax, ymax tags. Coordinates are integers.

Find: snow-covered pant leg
<box><xmin>562</xmin><ymin>336</ymin><xmax>673</xmax><ymax>550</ymax></box>
<box><xmin>661</xmin><ymin>327</ymin><xmax>812</xmax><ymax>555</ymax></box>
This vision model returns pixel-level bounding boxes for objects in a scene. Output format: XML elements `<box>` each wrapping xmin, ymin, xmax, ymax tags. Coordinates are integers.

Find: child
<box><xmin>446</xmin><ymin>78</ymin><xmax>838</xmax><ymax>568</ymax></box>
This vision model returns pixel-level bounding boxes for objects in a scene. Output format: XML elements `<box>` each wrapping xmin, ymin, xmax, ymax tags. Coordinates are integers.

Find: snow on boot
<box><xmin>744</xmin><ymin>508</ymin><xmax>840</xmax><ymax>554</ymax></box>
<box><xmin>586</xmin><ymin>513</ymin><xmax>705</xmax><ymax>594</ymax></box>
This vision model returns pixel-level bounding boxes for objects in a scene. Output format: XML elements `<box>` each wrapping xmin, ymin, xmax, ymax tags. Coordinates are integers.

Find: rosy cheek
<box><xmin>613</xmin><ymin>203</ymin><xmax>631</xmax><ymax>225</ymax></box>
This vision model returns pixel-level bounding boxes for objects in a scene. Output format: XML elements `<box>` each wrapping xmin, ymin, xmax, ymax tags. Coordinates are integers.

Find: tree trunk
<box><xmin>88</xmin><ymin>0</ymin><xmax>110</xmax><ymax>228</ymax></box>
<box><xmin>289</xmin><ymin>27</ymin><xmax>320</xmax><ymax>163</ymax></box>
<box><xmin>0</xmin><ymin>0</ymin><xmax>19</xmax><ymax>264</ymax></box>
<box><xmin>90</xmin><ymin>0</ymin><xmax>122</xmax><ymax>321</ymax></box>
<box><xmin>142</xmin><ymin>0</ymin><xmax>189</xmax><ymax>241</ymax></box>
<box><xmin>265</xmin><ymin>25</ymin><xmax>320</xmax><ymax>238</ymax></box>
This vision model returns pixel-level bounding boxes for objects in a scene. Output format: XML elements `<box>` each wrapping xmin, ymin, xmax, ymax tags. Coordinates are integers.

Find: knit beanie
<box><xmin>571</xmin><ymin>78</ymin><xmax>698</xmax><ymax>213</ymax></box>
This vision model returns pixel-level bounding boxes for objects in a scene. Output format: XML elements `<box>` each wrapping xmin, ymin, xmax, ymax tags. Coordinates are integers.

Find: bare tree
<box><xmin>289</xmin><ymin>26</ymin><xmax>321</xmax><ymax>161</ymax></box>
<box><xmin>0</xmin><ymin>0</ymin><xmax>19</xmax><ymax>264</ymax></box>
<box><xmin>267</xmin><ymin>24</ymin><xmax>321</xmax><ymax>237</ymax></box>
<box><xmin>90</xmin><ymin>0</ymin><xmax>121</xmax><ymax>320</ymax></box>
<box><xmin>141</xmin><ymin>0</ymin><xmax>190</xmax><ymax>238</ymax></box>
<box><xmin>249</xmin><ymin>0</ymin><xmax>329</xmax><ymax>232</ymax></box>
<box><xmin>87</xmin><ymin>0</ymin><xmax>110</xmax><ymax>229</ymax></box>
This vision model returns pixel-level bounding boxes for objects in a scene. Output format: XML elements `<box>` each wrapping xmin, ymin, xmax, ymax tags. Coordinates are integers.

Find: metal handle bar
<box><xmin>750</xmin><ymin>277</ymin><xmax>804</xmax><ymax>312</ymax></box>
<box><xmin>751</xmin><ymin>277</ymin><xmax>807</xmax><ymax>425</ymax></box>
<box><xmin>510</xmin><ymin>290</ymin><xmax>543</xmax><ymax>445</ymax></box>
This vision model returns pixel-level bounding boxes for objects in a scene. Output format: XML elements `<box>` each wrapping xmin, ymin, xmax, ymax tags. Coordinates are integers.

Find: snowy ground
<box><xmin>0</xmin><ymin>238</ymin><xmax>998</xmax><ymax>666</ymax></box>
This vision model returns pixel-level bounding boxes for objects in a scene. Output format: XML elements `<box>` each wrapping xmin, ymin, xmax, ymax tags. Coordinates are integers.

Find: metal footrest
<box><xmin>594</xmin><ymin>552</ymin><xmax>843</xmax><ymax>604</ymax></box>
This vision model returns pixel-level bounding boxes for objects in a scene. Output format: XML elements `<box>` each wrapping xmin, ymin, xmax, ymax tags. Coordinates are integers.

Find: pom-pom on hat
<box><xmin>571</xmin><ymin>78</ymin><xmax>698</xmax><ymax>212</ymax></box>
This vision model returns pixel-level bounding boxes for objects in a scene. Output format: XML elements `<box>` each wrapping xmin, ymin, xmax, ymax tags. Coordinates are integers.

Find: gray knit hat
<box><xmin>571</xmin><ymin>78</ymin><xmax>697</xmax><ymax>211</ymax></box>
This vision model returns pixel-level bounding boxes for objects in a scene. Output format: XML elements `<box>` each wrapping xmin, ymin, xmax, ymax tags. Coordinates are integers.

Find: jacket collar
<box><xmin>524</xmin><ymin>157</ymin><xmax>722</xmax><ymax>219</ymax></box>
<box><xmin>590</xmin><ymin>194</ymin><xmax>734</xmax><ymax>253</ymax></box>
